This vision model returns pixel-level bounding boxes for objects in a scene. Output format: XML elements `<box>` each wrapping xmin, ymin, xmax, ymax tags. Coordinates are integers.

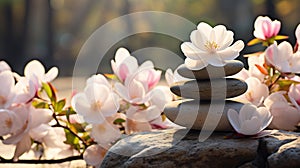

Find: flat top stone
<box><xmin>170</xmin><ymin>78</ymin><xmax>247</xmax><ymax>100</ymax></box>
<box><xmin>177</xmin><ymin>60</ymin><xmax>244</xmax><ymax>80</ymax></box>
<box><xmin>101</xmin><ymin>129</ymin><xmax>300</xmax><ymax>168</ymax></box>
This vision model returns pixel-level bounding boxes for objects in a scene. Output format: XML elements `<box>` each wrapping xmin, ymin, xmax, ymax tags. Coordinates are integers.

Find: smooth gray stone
<box><xmin>177</xmin><ymin>60</ymin><xmax>244</xmax><ymax>79</ymax></box>
<box><xmin>163</xmin><ymin>99</ymin><xmax>244</xmax><ymax>131</ymax></box>
<box><xmin>170</xmin><ymin>78</ymin><xmax>247</xmax><ymax>100</ymax></box>
<box><xmin>101</xmin><ymin>129</ymin><xmax>300</xmax><ymax>168</ymax></box>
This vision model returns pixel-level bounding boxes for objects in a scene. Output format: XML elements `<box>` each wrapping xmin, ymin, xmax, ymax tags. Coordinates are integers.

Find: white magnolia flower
<box><xmin>71</xmin><ymin>83</ymin><xmax>120</xmax><ymax>124</ymax></box>
<box><xmin>264</xmin><ymin>91</ymin><xmax>300</xmax><ymax>131</ymax></box>
<box><xmin>111</xmin><ymin>47</ymin><xmax>138</xmax><ymax>82</ymax></box>
<box><xmin>24</xmin><ymin>60</ymin><xmax>59</xmax><ymax>86</ymax></box>
<box><xmin>232</xmin><ymin>77</ymin><xmax>269</xmax><ymax>106</ymax></box>
<box><xmin>265</xmin><ymin>41</ymin><xmax>300</xmax><ymax>73</ymax></box>
<box><xmin>181</xmin><ymin>22</ymin><xmax>244</xmax><ymax>70</ymax></box>
<box><xmin>227</xmin><ymin>104</ymin><xmax>272</xmax><ymax>135</ymax></box>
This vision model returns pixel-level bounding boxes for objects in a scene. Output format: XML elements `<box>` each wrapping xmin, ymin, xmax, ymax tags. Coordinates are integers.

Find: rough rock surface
<box><xmin>101</xmin><ymin>129</ymin><xmax>300</xmax><ymax>168</ymax></box>
<box><xmin>163</xmin><ymin>99</ymin><xmax>244</xmax><ymax>131</ymax></box>
<box><xmin>170</xmin><ymin>78</ymin><xmax>247</xmax><ymax>100</ymax></box>
<box><xmin>177</xmin><ymin>60</ymin><xmax>244</xmax><ymax>79</ymax></box>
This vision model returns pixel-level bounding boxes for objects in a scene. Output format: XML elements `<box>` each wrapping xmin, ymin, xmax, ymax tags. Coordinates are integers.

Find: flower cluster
<box><xmin>0</xmin><ymin>60</ymin><xmax>75</xmax><ymax>161</ymax></box>
<box><xmin>229</xmin><ymin>16</ymin><xmax>300</xmax><ymax>134</ymax></box>
<box><xmin>71</xmin><ymin>47</ymin><xmax>174</xmax><ymax>166</ymax></box>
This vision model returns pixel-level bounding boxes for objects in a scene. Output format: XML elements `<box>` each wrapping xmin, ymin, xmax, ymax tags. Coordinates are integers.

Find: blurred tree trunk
<box><xmin>266</xmin><ymin>0</ymin><xmax>278</xmax><ymax>19</ymax></box>
<box><xmin>46</xmin><ymin>0</ymin><xmax>54</xmax><ymax>66</ymax></box>
<box><xmin>55</xmin><ymin>0</ymin><xmax>98</xmax><ymax>75</ymax></box>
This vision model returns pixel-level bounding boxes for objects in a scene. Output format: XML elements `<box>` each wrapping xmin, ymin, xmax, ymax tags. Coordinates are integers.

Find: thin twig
<box><xmin>52</xmin><ymin>124</ymin><xmax>88</xmax><ymax>148</ymax></box>
<box><xmin>0</xmin><ymin>155</ymin><xmax>83</xmax><ymax>164</ymax></box>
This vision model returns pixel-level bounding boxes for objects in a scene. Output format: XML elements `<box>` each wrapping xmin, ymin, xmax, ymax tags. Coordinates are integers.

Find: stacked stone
<box><xmin>164</xmin><ymin>60</ymin><xmax>247</xmax><ymax>131</ymax></box>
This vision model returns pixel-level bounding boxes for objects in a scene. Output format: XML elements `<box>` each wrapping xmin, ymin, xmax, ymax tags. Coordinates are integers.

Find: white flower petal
<box><xmin>44</xmin><ymin>67</ymin><xmax>58</xmax><ymax>82</ymax></box>
<box><xmin>84</xmin><ymin>83</ymin><xmax>109</xmax><ymax>105</ymax></box>
<box><xmin>227</xmin><ymin>108</ymin><xmax>241</xmax><ymax>132</ymax></box>
<box><xmin>181</xmin><ymin>42</ymin><xmax>207</xmax><ymax>60</ymax></box>
<box><xmin>30</xmin><ymin>107</ymin><xmax>52</xmax><ymax>129</ymax></box>
<box><xmin>13</xmin><ymin>134</ymin><xmax>32</xmax><ymax>161</ymax></box>
<box><xmin>91</xmin><ymin>122</ymin><xmax>121</xmax><ymax>146</ymax></box>
<box><xmin>239</xmin><ymin>116</ymin><xmax>261</xmax><ymax>135</ymax></box>
<box><xmin>87</xmin><ymin>74</ymin><xmax>110</xmax><ymax>87</ymax></box>
<box><xmin>83</xmin><ymin>145</ymin><xmax>107</xmax><ymax>167</ymax></box>
<box><xmin>71</xmin><ymin>93</ymin><xmax>90</xmax><ymax>116</ymax></box>
<box><xmin>101</xmin><ymin>93</ymin><xmax>119</xmax><ymax>117</ymax></box>
<box><xmin>184</xmin><ymin>58</ymin><xmax>208</xmax><ymax>70</ymax></box>
<box><xmin>115</xmin><ymin>47</ymin><xmax>131</xmax><ymax>65</ymax></box>
<box><xmin>24</xmin><ymin>60</ymin><xmax>45</xmax><ymax>79</ymax></box>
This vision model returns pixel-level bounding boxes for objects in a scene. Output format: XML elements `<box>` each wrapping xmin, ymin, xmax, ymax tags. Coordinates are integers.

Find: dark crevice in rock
<box><xmin>252</xmin><ymin>139</ymin><xmax>269</xmax><ymax>168</ymax></box>
<box><xmin>245</xmin><ymin>136</ymin><xmax>298</xmax><ymax>168</ymax></box>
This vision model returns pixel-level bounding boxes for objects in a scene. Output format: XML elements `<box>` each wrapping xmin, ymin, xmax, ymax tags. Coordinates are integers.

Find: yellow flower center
<box><xmin>205</xmin><ymin>41</ymin><xmax>219</xmax><ymax>52</ymax></box>
<box><xmin>91</xmin><ymin>101</ymin><xmax>102</xmax><ymax>111</ymax></box>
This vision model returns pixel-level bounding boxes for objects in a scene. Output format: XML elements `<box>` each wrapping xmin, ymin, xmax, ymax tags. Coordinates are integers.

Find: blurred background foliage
<box><xmin>0</xmin><ymin>0</ymin><xmax>299</xmax><ymax>76</ymax></box>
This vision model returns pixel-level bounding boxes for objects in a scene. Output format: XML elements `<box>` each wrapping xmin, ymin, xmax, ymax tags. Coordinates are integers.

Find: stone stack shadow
<box><xmin>164</xmin><ymin>60</ymin><xmax>247</xmax><ymax>131</ymax></box>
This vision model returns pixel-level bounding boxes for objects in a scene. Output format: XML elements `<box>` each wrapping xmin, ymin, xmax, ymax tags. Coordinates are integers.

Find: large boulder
<box><xmin>101</xmin><ymin>129</ymin><xmax>300</xmax><ymax>168</ymax></box>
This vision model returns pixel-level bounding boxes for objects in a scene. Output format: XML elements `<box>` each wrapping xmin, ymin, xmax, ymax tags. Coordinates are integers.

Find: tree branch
<box><xmin>0</xmin><ymin>155</ymin><xmax>83</xmax><ymax>164</ymax></box>
<box><xmin>52</xmin><ymin>124</ymin><xmax>88</xmax><ymax>148</ymax></box>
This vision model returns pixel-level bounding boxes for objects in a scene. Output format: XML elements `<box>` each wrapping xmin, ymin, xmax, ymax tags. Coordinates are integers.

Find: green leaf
<box><xmin>113</xmin><ymin>118</ymin><xmax>126</xmax><ymax>124</ymax></box>
<box><xmin>69</xmin><ymin>123</ymin><xmax>86</xmax><ymax>133</ymax></box>
<box><xmin>54</xmin><ymin>99</ymin><xmax>66</xmax><ymax>112</ymax></box>
<box><xmin>32</xmin><ymin>100</ymin><xmax>49</xmax><ymax>109</ymax></box>
<box><xmin>247</xmin><ymin>38</ymin><xmax>262</xmax><ymax>46</ymax></box>
<box><xmin>66</xmin><ymin>107</ymin><xmax>77</xmax><ymax>122</ymax></box>
<box><xmin>277</xmin><ymin>79</ymin><xmax>300</xmax><ymax>87</ymax></box>
<box><xmin>64</xmin><ymin>129</ymin><xmax>81</xmax><ymax>151</ymax></box>
<box><xmin>42</xmin><ymin>82</ymin><xmax>52</xmax><ymax>99</ymax></box>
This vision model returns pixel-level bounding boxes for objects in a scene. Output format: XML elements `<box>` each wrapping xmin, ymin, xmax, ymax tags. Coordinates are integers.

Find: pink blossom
<box><xmin>254</xmin><ymin>16</ymin><xmax>281</xmax><ymax>40</ymax></box>
<box><xmin>264</xmin><ymin>91</ymin><xmax>300</xmax><ymax>131</ymax></box>
<box><xmin>115</xmin><ymin>79</ymin><xmax>148</xmax><ymax>104</ymax></box>
<box><xmin>24</xmin><ymin>60</ymin><xmax>58</xmax><ymax>87</ymax></box>
<box><xmin>2</xmin><ymin>105</ymin><xmax>53</xmax><ymax>160</ymax></box>
<box><xmin>265</xmin><ymin>41</ymin><xmax>300</xmax><ymax>73</ymax></box>
<box><xmin>111</xmin><ymin>48</ymin><xmax>138</xmax><ymax>82</ymax></box>
<box><xmin>288</xmin><ymin>84</ymin><xmax>300</xmax><ymax>110</ymax></box>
